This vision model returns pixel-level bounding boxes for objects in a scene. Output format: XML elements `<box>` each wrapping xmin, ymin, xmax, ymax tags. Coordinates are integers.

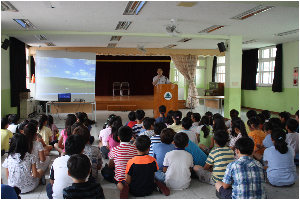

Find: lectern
<box><xmin>154</xmin><ymin>84</ymin><xmax>178</xmax><ymax>119</ymax></box>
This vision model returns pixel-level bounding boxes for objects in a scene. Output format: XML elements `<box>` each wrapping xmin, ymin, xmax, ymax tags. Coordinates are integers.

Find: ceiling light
<box><xmin>115</xmin><ymin>21</ymin><xmax>132</xmax><ymax>30</ymax></box>
<box><xmin>34</xmin><ymin>35</ymin><xmax>48</xmax><ymax>40</ymax></box>
<box><xmin>1</xmin><ymin>1</ymin><xmax>18</xmax><ymax>12</ymax></box>
<box><xmin>44</xmin><ymin>42</ymin><xmax>55</xmax><ymax>46</ymax></box>
<box><xmin>231</xmin><ymin>5</ymin><xmax>274</xmax><ymax>20</ymax></box>
<box><xmin>177</xmin><ymin>2</ymin><xmax>197</xmax><ymax>7</ymax></box>
<box><xmin>177</xmin><ymin>38</ymin><xmax>192</xmax><ymax>42</ymax></box>
<box><xmin>164</xmin><ymin>44</ymin><xmax>177</xmax><ymax>49</ymax></box>
<box><xmin>273</xmin><ymin>29</ymin><xmax>299</xmax><ymax>36</ymax></box>
<box><xmin>13</xmin><ymin>19</ymin><xmax>36</xmax><ymax>29</ymax></box>
<box><xmin>108</xmin><ymin>43</ymin><xmax>117</xmax><ymax>47</ymax></box>
<box><xmin>123</xmin><ymin>1</ymin><xmax>146</xmax><ymax>15</ymax></box>
<box><xmin>198</xmin><ymin>25</ymin><xmax>224</xmax><ymax>33</ymax></box>
<box><xmin>242</xmin><ymin>39</ymin><xmax>259</xmax><ymax>44</ymax></box>
<box><xmin>110</xmin><ymin>36</ymin><xmax>122</xmax><ymax>41</ymax></box>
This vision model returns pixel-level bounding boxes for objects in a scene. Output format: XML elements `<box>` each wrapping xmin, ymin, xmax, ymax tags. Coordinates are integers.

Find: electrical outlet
<box><xmin>291</xmin><ymin>107</ymin><xmax>293</xmax><ymax>110</ymax></box>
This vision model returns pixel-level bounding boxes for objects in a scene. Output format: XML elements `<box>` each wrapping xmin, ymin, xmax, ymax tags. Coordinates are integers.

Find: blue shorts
<box><xmin>218</xmin><ymin>186</ymin><xmax>232</xmax><ymax>199</ymax></box>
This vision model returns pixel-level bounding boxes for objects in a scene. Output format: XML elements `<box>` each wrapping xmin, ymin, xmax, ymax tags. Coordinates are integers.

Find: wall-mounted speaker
<box><xmin>2</xmin><ymin>39</ymin><xmax>11</xmax><ymax>50</ymax></box>
<box><xmin>217</xmin><ymin>42</ymin><xmax>226</xmax><ymax>53</ymax></box>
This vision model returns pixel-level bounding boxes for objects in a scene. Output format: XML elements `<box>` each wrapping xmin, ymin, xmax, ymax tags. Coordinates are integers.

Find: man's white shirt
<box><xmin>153</xmin><ymin>75</ymin><xmax>170</xmax><ymax>86</ymax></box>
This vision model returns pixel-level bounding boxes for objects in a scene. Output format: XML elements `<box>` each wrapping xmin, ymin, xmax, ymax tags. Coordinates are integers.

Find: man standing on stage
<box><xmin>152</xmin><ymin>68</ymin><xmax>171</xmax><ymax>86</ymax></box>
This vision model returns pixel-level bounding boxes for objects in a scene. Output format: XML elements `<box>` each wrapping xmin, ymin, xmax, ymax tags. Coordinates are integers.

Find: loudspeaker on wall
<box><xmin>217</xmin><ymin>42</ymin><xmax>226</xmax><ymax>52</ymax></box>
<box><xmin>2</xmin><ymin>39</ymin><xmax>11</xmax><ymax>50</ymax></box>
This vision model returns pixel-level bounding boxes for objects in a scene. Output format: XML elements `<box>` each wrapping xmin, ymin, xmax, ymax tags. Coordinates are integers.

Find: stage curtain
<box><xmin>95</xmin><ymin>56</ymin><xmax>171</xmax><ymax>96</ymax></box>
<box><xmin>241</xmin><ymin>49</ymin><xmax>258</xmax><ymax>90</ymax></box>
<box><xmin>212</xmin><ymin>56</ymin><xmax>217</xmax><ymax>82</ymax></box>
<box><xmin>272</xmin><ymin>44</ymin><xmax>283</xmax><ymax>92</ymax></box>
<box><xmin>170</xmin><ymin>54</ymin><xmax>199</xmax><ymax>108</ymax></box>
<box><xmin>9</xmin><ymin>37</ymin><xmax>27</xmax><ymax>107</ymax></box>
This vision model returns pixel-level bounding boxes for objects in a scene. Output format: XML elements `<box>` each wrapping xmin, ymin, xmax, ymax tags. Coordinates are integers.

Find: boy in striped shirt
<box><xmin>149</xmin><ymin>122</ymin><xmax>167</xmax><ymax>156</ymax></box>
<box><xmin>193</xmin><ymin>130</ymin><xmax>234</xmax><ymax>185</ymax></box>
<box><xmin>108</xmin><ymin>126</ymin><xmax>138</xmax><ymax>183</ymax></box>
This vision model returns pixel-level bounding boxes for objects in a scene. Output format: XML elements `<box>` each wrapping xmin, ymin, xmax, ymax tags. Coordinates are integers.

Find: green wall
<box><xmin>241</xmin><ymin>41</ymin><xmax>299</xmax><ymax>113</ymax></box>
<box><xmin>1</xmin><ymin>35</ymin><xmax>17</xmax><ymax>118</ymax></box>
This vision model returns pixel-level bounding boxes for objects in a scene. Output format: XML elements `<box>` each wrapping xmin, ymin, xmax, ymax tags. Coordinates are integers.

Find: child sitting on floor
<box><xmin>225</xmin><ymin>109</ymin><xmax>239</xmax><ymax>130</ymax></box>
<box><xmin>126</xmin><ymin>111</ymin><xmax>137</xmax><ymax>128</ymax></box>
<box><xmin>38</xmin><ymin>114</ymin><xmax>53</xmax><ymax>146</ymax></box>
<box><xmin>215</xmin><ymin>137</ymin><xmax>266</xmax><ymax>199</ymax></box>
<box><xmin>279</xmin><ymin>111</ymin><xmax>291</xmax><ymax>130</ymax></box>
<box><xmin>165</xmin><ymin>110</ymin><xmax>174</xmax><ymax>127</ymax></box>
<box><xmin>285</xmin><ymin>119</ymin><xmax>299</xmax><ymax>154</ymax></box>
<box><xmin>63</xmin><ymin>154</ymin><xmax>105</xmax><ymax>199</ymax></box>
<box><xmin>179</xmin><ymin>117</ymin><xmax>198</xmax><ymax>144</ymax></box>
<box><xmin>167</xmin><ymin>111</ymin><xmax>183</xmax><ymax>133</ymax></box>
<box><xmin>106</xmin><ymin>121</ymin><xmax>122</xmax><ymax>158</ymax></box>
<box><xmin>163</xmin><ymin>132</ymin><xmax>194</xmax><ymax>190</ymax></box>
<box><xmin>190</xmin><ymin>113</ymin><xmax>201</xmax><ymax>134</ymax></box>
<box><xmin>247</xmin><ymin>117</ymin><xmax>266</xmax><ymax>155</ymax></box>
<box><xmin>149</xmin><ymin>122</ymin><xmax>167</xmax><ymax>156</ymax></box>
<box><xmin>1</xmin><ymin>118</ymin><xmax>13</xmax><ymax>156</ymax></box>
<box><xmin>118</xmin><ymin>135</ymin><xmax>170</xmax><ymax>198</ymax></box>
<box><xmin>155</xmin><ymin>105</ymin><xmax>166</xmax><ymax>123</ymax></box>
<box><xmin>99</xmin><ymin>116</ymin><xmax>118</xmax><ymax>159</ymax></box>
<box><xmin>132</xmin><ymin>110</ymin><xmax>145</xmax><ymax>136</ymax></box>
<box><xmin>7</xmin><ymin>114</ymin><xmax>19</xmax><ymax>134</ymax></box>
<box><xmin>139</xmin><ymin>117</ymin><xmax>156</xmax><ymax>138</ymax></box>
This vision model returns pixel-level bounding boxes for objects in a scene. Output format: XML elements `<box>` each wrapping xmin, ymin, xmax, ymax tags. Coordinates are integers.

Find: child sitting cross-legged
<box><xmin>180</xmin><ymin>117</ymin><xmax>198</xmax><ymax>144</ymax></box>
<box><xmin>163</xmin><ymin>132</ymin><xmax>194</xmax><ymax>190</ymax></box>
<box><xmin>118</xmin><ymin>135</ymin><xmax>170</xmax><ymax>198</ymax></box>
<box><xmin>149</xmin><ymin>122</ymin><xmax>167</xmax><ymax>156</ymax></box>
<box><xmin>215</xmin><ymin>137</ymin><xmax>266</xmax><ymax>199</ymax></box>
<box><xmin>139</xmin><ymin>117</ymin><xmax>156</xmax><ymax>138</ymax></box>
<box><xmin>193</xmin><ymin>130</ymin><xmax>234</xmax><ymax>185</ymax></box>
<box><xmin>63</xmin><ymin>154</ymin><xmax>105</xmax><ymax>199</ymax></box>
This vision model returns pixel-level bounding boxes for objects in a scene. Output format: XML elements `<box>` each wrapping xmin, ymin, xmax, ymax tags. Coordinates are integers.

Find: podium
<box><xmin>154</xmin><ymin>84</ymin><xmax>178</xmax><ymax>119</ymax></box>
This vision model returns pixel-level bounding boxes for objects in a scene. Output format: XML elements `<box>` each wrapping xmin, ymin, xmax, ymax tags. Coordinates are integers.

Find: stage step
<box><xmin>107</xmin><ymin>105</ymin><xmax>137</xmax><ymax>111</ymax></box>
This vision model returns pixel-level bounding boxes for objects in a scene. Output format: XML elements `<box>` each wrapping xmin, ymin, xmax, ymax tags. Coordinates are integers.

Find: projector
<box><xmin>73</xmin><ymin>98</ymin><xmax>84</xmax><ymax>102</ymax></box>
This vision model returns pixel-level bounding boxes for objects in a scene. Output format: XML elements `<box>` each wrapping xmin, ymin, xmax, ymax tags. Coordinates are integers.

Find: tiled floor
<box><xmin>1</xmin><ymin>102</ymin><xmax>298</xmax><ymax>199</ymax></box>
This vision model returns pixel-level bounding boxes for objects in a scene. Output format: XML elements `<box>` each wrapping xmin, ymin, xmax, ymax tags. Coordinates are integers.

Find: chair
<box><xmin>113</xmin><ymin>82</ymin><xmax>121</xmax><ymax>96</ymax></box>
<box><xmin>121</xmin><ymin>82</ymin><xmax>130</xmax><ymax>96</ymax></box>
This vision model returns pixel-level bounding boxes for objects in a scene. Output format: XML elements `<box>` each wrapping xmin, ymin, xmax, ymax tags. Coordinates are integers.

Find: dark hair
<box><xmin>76</xmin><ymin>112</ymin><xmax>96</xmax><ymax>127</ymax></box>
<box><xmin>153</xmin><ymin>122</ymin><xmax>167</xmax><ymax>136</ymax></box>
<box><xmin>212</xmin><ymin>115</ymin><xmax>226</xmax><ymax>132</ymax></box>
<box><xmin>128</xmin><ymin>111</ymin><xmax>136</xmax><ymax>121</ymax></box>
<box><xmin>103</xmin><ymin>114</ymin><xmax>117</xmax><ymax>129</ymax></box>
<box><xmin>38</xmin><ymin>114</ymin><xmax>48</xmax><ymax>131</ymax></box>
<box><xmin>200</xmin><ymin>116</ymin><xmax>210</xmax><ymax>138</ymax></box>
<box><xmin>65</xmin><ymin>134</ymin><xmax>86</xmax><ymax>155</ymax></box>
<box><xmin>159</xmin><ymin>105</ymin><xmax>166</xmax><ymax>122</ymax></box>
<box><xmin>29</xmin><ymin>119</ymin><xmax>38</xmax><ymax>126</ymax></box>
<box><xmin>181</xmin><ymin>117</ymin><xmax>193</xmax><ymax>130</ymax></box>
<box><xmin>65</xmin><ymin>114</ymin><xmax>77</xmax><ymax>137</ymax></box>
<box><xmin>71</xmin><ymin>122</ymin><xmax>83</xmax><ymax>133</ymax></box>
<box><xmin>24</xmin><ymin>123</ymin><xmax>37</xmax><ymax>153</ymax></box>
<box><xmin>17</xmin><ymin>119</ymin><xmax>30</xmax><ymax>133</ymax></box>
<box><xmin>192</xmin><ymin>113</ymin><xmax>201</xmax><ymax>122</ymax></box>
<box><xmin>186</xmin><ymin>112</ymin><xmax>193</xmax><ymax>119</ymax></box>
<box><xmin>279</xmin><ymin>111</ymin><xmax>291</xmax><ymax>122</ymax></box>
<box><xmin>261</xmin><ymin>110</ymin><xmax>271</xmax><ymax>120</ymax></box>
<box><xmin>213</xmin><ymin>130</ymin><xmax>228</xmax><ymax>147</ymax></box>
<box><xmin>246</xmin><ymin>110</ymin><xmax>257</xmax><ymax>119</ymax></box>
<box><xmin>262</xmin><ymin>122</ymin><xmax>274</xmax><ymax>132</ymax></box>
<box><xmin>47</xmin><ymin>115</ymin><xmax>54</xmax><ymax>127</ymax></box>
<box><xmin>268</xmin><ymin>117</ymin><xmax>281</xmax><ymax>128</ymax></box>
<box><xmin>160</xmin><ymin>128</ymin><xmax>175</xmax><ymax>144</ymax></box>
<box><xmin>67</xmin><ymin>154</ymin><xmax>91</xmax><ymax>180</ymax></box>
<box><xmin>135</xmin><ymin>135</ymin><xmax>151</xmax><ymax>152</ymax></box>
<box><xmin>157</xmin><ymin>67</ymin><xmax>163</xmax><ymax>71</ymax></box>
<box><xmin>205</xmin><ymin>111</ymin><xmax>213</xmax><ymax>125</ymax></box>
<box><xmin>296</xmin><ymin>110</ymin><xmax>299</xmax><ymax>118</ymax></box>
<box><xmin>173</xmin><ymin>132</ymin><xmax>189</xmax><ymax>148</ymax></box>
<box><xmin>257</xmin><ymin>114</ymin><xmax>266</xmax><ymax>125</ymax></box>
<box><xmin>143</xmin><ymin>118</ymin><xmax>156</xmax><ymax>130</ymax></box>
<box><xmin>118</xmin><ymin>126</ymin><xmax>133</xmax><ymax>142</ymax></box>
<box><xmin>1</xmin><ymin>118</ymin><xmax>8</xmax><ymax>129</ymax></box>
<box><xmin>8</xmin><ymin>133</ymin><xmax>28</xmax><ymax>160</ymax></box>
<box><xmin>111</xmin><ymin>121</ymin><xmax>122</xmax><ymax>143</ymax></box>
<box><xmin>247</xmin><ymin>117</ymin><xmax>259</xmax><ymax>128</ymax></box>
<box><xmin>230</xmin><ymin>109</ymin><xmax>239</xmax><ymax>119</ymax></box>
<box><xmin>107</xmin><ymin>116</ymin><xmax>118</xmax><ymax>127</ymax></box>
<box><xmin>165</xmin><ymin>110</ymin><xmax>174</xmax><ymax>125</ymax></box>
<box><xmin>8</xmin><ymin>114</ymin><xmax>19</xmax><ymax>124</ymax></box>
<box><xmin>135</xmin><ymin>110</ymin><xmax>145</xmax><ymax>120</ymax></box>
<box><xmin>271</xmin><ymin>128</ymin><xmax>288</xmax><ymax>154</ymax></box>
<box><xmin>286</xmin><ymin>119</ymin><xmax>299</xmax><ymax>132</ymax></box>
<box><xmin>173</xmin><ymin>111</ymin><xmax>182</xmax><ymax>125</ymax></box>
<box><xmin>232</xmin><ymin>119</ymin><xmax>248</xmax><ymax>138</ymax></box>
<box><xmin>72</xmin><ymin>125</ymin><xmax>90</xmax><ymax>144</ymax></box>
<box><xmin>235</xmin><ymin>137</ymin><xmax>254</xmax><ymax>155</ymax></box>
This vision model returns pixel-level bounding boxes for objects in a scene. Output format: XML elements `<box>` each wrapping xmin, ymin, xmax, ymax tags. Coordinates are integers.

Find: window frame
<box><xmin>215</xmin><ymin>56</ymin><xmax>225</xmax><ymax>83</ymax></box>
<box><xmin>256</xmin><ymin>46</ymin><xmax>276</xmax><ymax>87</ymax></box>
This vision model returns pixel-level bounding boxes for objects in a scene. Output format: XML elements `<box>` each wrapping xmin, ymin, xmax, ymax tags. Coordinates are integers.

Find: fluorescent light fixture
<box><xmin>164</xmin><ymin>44</ymin><xmax>177</xmax><ymax>49</ymax></box>
<box><xmin>198</xmin><ymin>25</ymin><xmax>224</xmax><ymax>33</ymax></box>
<box><xmin>115</xmin><ymin>21</ymin><xmax>132</xmax><ymax>30</ymax></box>
<box><xmin>273</xmin><ymin>29</ymin><xmax>299</xmax><ymax>36</ymax></box>
<box><xmin>108</xmin><ymin>43</ymin><xmax>117</xmax><ymax>47</ymax></box>
<box><xmin>13</xmin><ymin>19</ymin><xmax>36</xmax><ymax>29</ymax></box>
<box><xmin>34</xmin><ymin>35</ymin><xmax>48</xmax><ymax>40</ymax></box>
<box><xmin>44</xmin><ymin>42</ymin><xmax>55</xmax><ymax>46</ymax></box>
<box><xmin>242</xmin><ymin>39</ymin><xmax>259</xmax><ymax>44</ymax></box>
<box><xmin>123</xmin><ymin>1</ymin><xmax>146</xmax><ymax>15</ymax></box>
<box><xmin>110</xmin><ymin>36</ymin><xmax>122</xmax><ymax>41</ymax></box>
<box><xmin>177</xmin><ymin>2</ymin><xmax>197</xmax><ymax>7</ymax></box>
<box><xmin>231</xmin><ymin>5</ymin><xmax>274</xmax><ymax>20</ymax></box>
<box><xmin>177</xmin><ymin>38</ymin><xmax>192</xmax><ymax>42</ymax></box>
<box><xmin>1</xmin><ymin>1</ymin><xmax>18</xmax><ymax>12</ymax></box>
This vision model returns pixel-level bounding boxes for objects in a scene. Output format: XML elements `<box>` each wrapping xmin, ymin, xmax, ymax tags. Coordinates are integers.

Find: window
<box><xmin>174</xmin><ymin>68</ymin><xmax>179</xmax><ymax>82</ymax></box>
<box><xmin>216</xmin><ymin>56</ymin><xmax>225</xmax><ymax>83</ymax></box>
<box><xmin>256</xmin><ymin>46</ymin><xmax>276</xmax><ymax>86</ymax></box>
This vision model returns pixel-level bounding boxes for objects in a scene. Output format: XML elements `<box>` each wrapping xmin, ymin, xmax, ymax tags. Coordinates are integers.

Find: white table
<box><xmin>191</xmin><ymin>96</ymin><xmax>225</xmax><ymax>114</ymax></box>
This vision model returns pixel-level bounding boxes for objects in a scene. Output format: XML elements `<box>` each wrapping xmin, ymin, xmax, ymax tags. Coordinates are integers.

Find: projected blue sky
<box><xmin>37</xmin><ymin>57</ymin><xmax>96</xmax><ymax>81</ymax></box>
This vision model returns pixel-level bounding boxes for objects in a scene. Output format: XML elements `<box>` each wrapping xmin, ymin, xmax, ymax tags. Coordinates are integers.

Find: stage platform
<box><xmin>95</xmin><ymin>95</ymin><xmax>186</xmax><ymax>111</ymax></box>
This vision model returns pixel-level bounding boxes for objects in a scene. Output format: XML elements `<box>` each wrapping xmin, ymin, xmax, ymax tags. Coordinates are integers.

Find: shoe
<box><xmin>155</xmin><ymin>181</ymin><xmax>170</xmax><ymax>196</ymax></box>
<box><xmin>120</xmin><ymin>183</ymin><xmax>129</xmax><ymax>199</ymax></box>
<box><xmin>41</xmin><ymin>175</ymin><xmax>46</xmax><ymax>185</ymax></box>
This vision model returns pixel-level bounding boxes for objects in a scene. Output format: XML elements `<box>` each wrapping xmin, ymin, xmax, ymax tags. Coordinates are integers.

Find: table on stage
<box><xmin>191</xmin><ymin>96</ymin><xmax>225</xmax><ymax>114</ymax></box>
<box><xmin>46</xmin><ymin>101</ymin><xmax>97</xmax><ymax>122</ymax></box>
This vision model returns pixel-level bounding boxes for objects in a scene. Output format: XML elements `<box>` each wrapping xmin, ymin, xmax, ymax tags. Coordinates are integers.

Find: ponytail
<box><xmin>173</xmin><ymin>111</ymin><xmax>182</xmax><ymax>125</ymax></box>
<box><xmin>65</xmin><ymin>114</ymin><xmax>77</xmax><ymax>137</ymax></box>
<box><xmin>247</xmin><ymin>117</ymin><xmax>259</xmax><ymax>129</ymax></box>
<box><xmin>200</xmin><ymin>116</ymin><xmax>210</xmax><ymax>138</ymax></box>
<box><xmin>232</xmin><ymin>119</ymin><xmax>248</xmax><ymax>138</ymax></box>
<box><xmin>159</xmin><ymin>105</ymin><xmax>166</xmax><ymax>122</ymax></box>
<box><xmin>202</xmin><ymin>125</ymin><xmax>210</xmax><ymax>138</ymax></box>
<box><xmin>38</xmin><ymin>114</ymin><xmax>48</xmax><ymax>131</ymax></box>
<box><xmin>271</xmin><ymin>128</ymin><xmax>288</xmax><ymax>154</ymax></box>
